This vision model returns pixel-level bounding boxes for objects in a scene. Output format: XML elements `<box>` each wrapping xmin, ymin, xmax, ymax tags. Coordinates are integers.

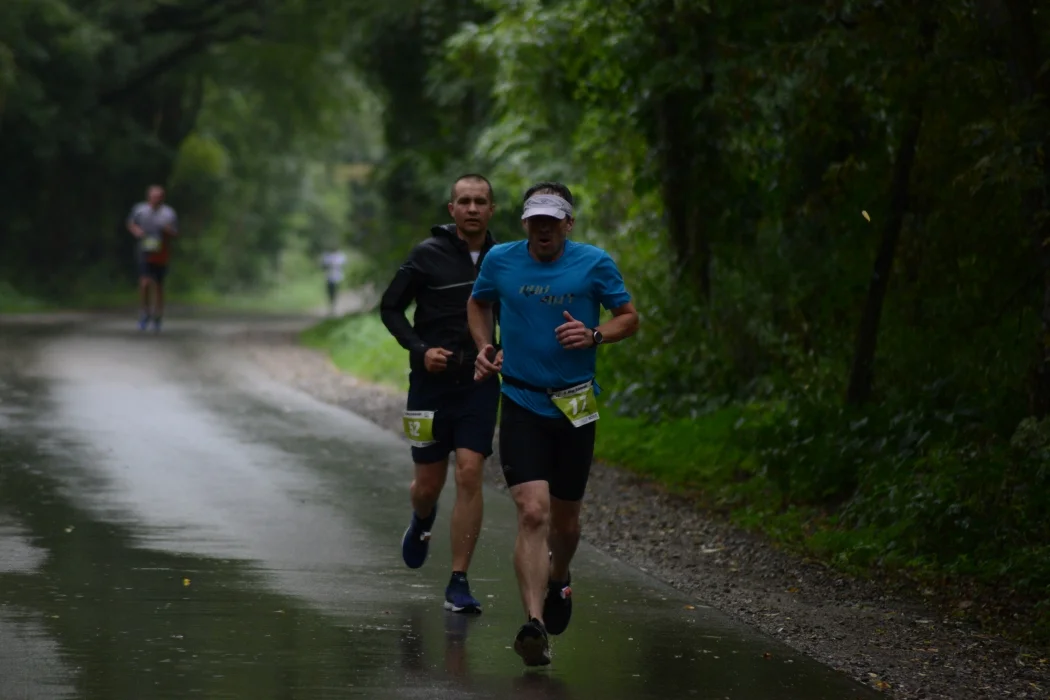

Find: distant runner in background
<box><xmin>321</xmin><ymin>247</ymin><xmax>348</xmax><ymax>316</ymax></box>
<box><xmin>126</xmin><ymin>185</ymin><xmax>178</xmax><ymax>332</ymax></box>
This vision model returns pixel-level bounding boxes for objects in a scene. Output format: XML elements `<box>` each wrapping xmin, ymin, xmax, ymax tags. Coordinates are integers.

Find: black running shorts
<box><xmin>498</xmin><ymin>394</ymin><xmax>596</xmax><ymax>502</ymax></box>
<box><xmin>138</xmin><ymin>256</ymin><xmax>168</xmax><ymax>283</ymax></box>
<box><xmin>406</xmin><ymin>373</ymin><xmax>500</xmax><ymax>464</ymax></box>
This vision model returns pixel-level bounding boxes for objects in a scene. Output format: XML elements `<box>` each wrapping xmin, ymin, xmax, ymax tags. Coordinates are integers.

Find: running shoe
<box><xmin>444</xmin><ymin>573</ymin><xmax>482</xmax><ymax>614</ymax></box>
<box><xmin>138</xmin><ymin>312</ymin><xmax>150</xmax><ymax>331</ymax></box>
<box><xmin>514</xmin><ymin>617</ymin><xmax>551</xmax><ymax>667</ymax></box>
<box><xmin>401</xmin><ymin>505</ymin><xmax>437</xmax><ymax>569</ymax></box>
<box><xmin>543</xmin><ymin>572</ymin><xmax>572</xmax><ymax>635</ymax></box>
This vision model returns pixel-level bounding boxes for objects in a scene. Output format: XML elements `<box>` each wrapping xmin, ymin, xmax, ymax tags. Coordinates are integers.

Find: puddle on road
<box><xmin>0</xmin><ymin>609</ymin><xmax>77</xmax><ymax>700</ymax></box>
<box><xmin>0</xmin><ymin>515</ymin><xmax>48</xmax><ymax>574</ymax></box>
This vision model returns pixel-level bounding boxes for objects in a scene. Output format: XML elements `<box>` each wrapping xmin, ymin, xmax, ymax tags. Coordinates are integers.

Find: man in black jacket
<box><xmin>380</xmin><ymin>173</ymin><xmax>501</xmax><ymax>615</ymax></box>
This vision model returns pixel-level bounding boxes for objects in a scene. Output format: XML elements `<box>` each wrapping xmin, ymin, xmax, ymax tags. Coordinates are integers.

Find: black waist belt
<box><xmin>501</xmin><ymin>373</ymin><xmax>592</xmax><ymax>396</ymax></box>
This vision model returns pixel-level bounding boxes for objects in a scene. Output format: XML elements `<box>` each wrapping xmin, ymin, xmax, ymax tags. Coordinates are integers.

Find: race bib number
<box><xmin>402</xmin><ymin>410</ymin><xmax>437</xmax><ymax>447</ymax></box>
<box><xmin>142</xmin><ymin>237</ymin><xmax>161</xmax><ymax>252</ymax></box>
<box><xmin>550</xmin><ymin>382</ymin><xmax>599</xmax><ymax>428</ymax></box>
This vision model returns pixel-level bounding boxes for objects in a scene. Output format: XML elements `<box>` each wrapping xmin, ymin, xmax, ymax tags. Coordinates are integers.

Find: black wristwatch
<box><xmin>590</xmin><ymin>328</ymin><xmax>604</xmax><ymax>346</ymax></box>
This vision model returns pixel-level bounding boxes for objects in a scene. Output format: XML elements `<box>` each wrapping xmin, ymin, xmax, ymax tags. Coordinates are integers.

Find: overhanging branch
<box><xmin>98</xmin><ymin>23</ymin><xmax>259</xmax><ymax>106</ymax></box>
<box><xmin>142</xmin><ymin>0</ymin><xmax>261</xmax><ymax>36</ymax></box>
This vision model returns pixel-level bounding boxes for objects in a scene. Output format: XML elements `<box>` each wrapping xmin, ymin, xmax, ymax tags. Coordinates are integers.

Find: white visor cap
<box><xmin>522</xmin><ymin>194</ymin><xmax>574</xmax><ymax>220</ymax></box>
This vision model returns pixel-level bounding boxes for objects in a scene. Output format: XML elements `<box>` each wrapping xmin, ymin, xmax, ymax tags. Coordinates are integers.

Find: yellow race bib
<box><xmin>402</xmin><ymin>410</ymin><xmax>437</xmax><ymax>447</ymax></box>
<box><xmin>550</xmin><ymin>382</ymin><xmax>599</xmax><ymax>428</ymax></box>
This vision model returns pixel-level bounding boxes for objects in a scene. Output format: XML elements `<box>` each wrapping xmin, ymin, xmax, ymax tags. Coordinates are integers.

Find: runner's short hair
<box><xmin>451</xmin><ymin>174</ymin><xmax>494</xmax><ymax>203</ymax></box>
<box><xmin>523</xmin><ymin>181</ymin><xmax>573</xmax><ymax>206</ymax></box>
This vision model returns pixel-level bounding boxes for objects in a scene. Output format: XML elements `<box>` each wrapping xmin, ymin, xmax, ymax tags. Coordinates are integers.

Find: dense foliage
<box><xmin>5</xmin><ymin>0</ymin><xmax>1050</xmax><ymax>635</ymax></box>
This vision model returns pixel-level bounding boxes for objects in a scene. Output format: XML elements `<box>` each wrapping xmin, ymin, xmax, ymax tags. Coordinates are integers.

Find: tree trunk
<box><xmin>657</xmin><ymin>87</ymin><xmax>712</xmax><ymax>301</ymax></box>
<box><xmin>845</xmin><ymin>18</ymin><xmax>937</xmax><ymax>406</ymax></box>
<box><xmin>1001</xmin><ymin>0</ymin><xmax>1050</xmax><ymax>416</ymax></box>
<box><xmin>654</xmin><ymin>82</ymin><xmax>714</xmax><ymax>301</ymax></box>
<box><xmin>651</xmin><ymin>1</ymin><xmax>714</xmax><ymax>302</ymax></box>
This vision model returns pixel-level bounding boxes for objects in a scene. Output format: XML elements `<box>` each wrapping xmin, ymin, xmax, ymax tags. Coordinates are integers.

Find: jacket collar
<box><xmin>430</xmin><ymin>223</ymin><xmax>496</xmax><ymax>251</ymax></box>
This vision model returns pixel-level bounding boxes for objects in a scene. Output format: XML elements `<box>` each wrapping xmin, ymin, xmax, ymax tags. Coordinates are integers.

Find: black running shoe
<box><xmin>514</xmin><ymin>617</ymin><xmax>551</xmax><ymax>667</ymax></box>
<box><xmin>542</xmin><ymin>573</ymin><xmax>572</xmax><ymax>635</ymax></box>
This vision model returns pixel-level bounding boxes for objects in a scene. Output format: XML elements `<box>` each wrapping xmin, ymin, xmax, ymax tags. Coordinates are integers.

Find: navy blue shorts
<box><xmin>139</xmin><ymin>257</ymin><xmax>168</xmax><ymax>283</ymax></box>
<box><xmin>406</xmin><ymin>373</ymin><xmax>500</xmax><ymax>464</ymax></box>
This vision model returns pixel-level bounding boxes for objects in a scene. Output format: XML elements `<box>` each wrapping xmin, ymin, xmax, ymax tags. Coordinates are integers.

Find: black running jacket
<box><xmin>380</xmin><ymin>224</ymin><xmax>499</xmax><ymax>378</ymax></box>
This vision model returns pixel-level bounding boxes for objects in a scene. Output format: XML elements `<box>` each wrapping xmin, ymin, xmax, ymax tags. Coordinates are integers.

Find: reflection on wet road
<box><xmin>0</xmin><ymin>314</ymin><xmax>881</xmax><ymax>699</ymax></box>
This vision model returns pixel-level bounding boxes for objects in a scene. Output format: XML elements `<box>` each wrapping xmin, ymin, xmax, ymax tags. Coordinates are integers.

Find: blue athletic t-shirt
<box><xmin>471</xmin><ymin>240</ymin><xmax>632</xmax><ymax>418</ymax></box>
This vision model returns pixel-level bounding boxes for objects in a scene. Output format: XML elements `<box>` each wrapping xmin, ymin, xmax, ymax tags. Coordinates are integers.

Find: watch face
<box><xmin>593</xmin><ymin>330</ymin><xmax>603</xmax><ymax>344</ymax></box>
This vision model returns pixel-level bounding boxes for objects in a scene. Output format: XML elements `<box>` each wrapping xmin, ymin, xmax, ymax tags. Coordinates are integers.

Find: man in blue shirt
<box><xmin>467</xmin><ymin>181</ymin><xmax>639</xmax><ymax>666</ymax></box>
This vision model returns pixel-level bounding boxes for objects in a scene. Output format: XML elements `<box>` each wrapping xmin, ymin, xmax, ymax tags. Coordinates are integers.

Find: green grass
<box><xmin>182</xmin><ymin>276</ymin><xmax>330</xmax><ymax>314</ymax></box>
<box><xmin>0</xmin><ymin>276</ymin><xmax>328</xmax><ymax>315</ymax></box>
<box><xmin>0</xmin><ymin>281</ymin><xmax>49</xmax><ymax>312</ymax></box>
<box><xmin>595</xmin><ymin>408</ymin><xmax>752</xmax><ymax>488</ymax></box>
<box><xmin>301</xmin><ymin>312</ymin><xmax>411</xmax><ymax>390</ymax></box>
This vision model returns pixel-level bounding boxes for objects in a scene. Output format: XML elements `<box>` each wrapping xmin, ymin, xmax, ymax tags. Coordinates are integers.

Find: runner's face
<box><xmin>448</xmin><ymin>180</ymin><xmax>494</xmax><ymax>236</ymax></box>
<box><xmin>523</xmin><ymin>214</ymin><xmax>572</xmax><ymax>262</ymax></box>
<box><xmin>147</xmin><ymin>188</ymin><xmax>164</xmax><ymax>208</ymax></box>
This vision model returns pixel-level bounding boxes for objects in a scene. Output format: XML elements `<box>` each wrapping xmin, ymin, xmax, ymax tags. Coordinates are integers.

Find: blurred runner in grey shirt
<box><xmin>126</xmin><ymin>185</ymin><xmax>178</xmax><ymax>332</ymax></box>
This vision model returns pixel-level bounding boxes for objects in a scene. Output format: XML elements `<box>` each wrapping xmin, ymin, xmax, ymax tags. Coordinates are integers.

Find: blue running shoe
<box><xmin>401</xmin><ymin>505</ymin><xmax>437</xmax><ymax>569</ymax></box>
<box><xmin>444</xmin><ymin>572</ymin><xmax>482</xmax><ymax>615</ymax></box>
<box><xmin>138</xmin><ymin>312</ymin><xmax>150</xmax><ymax>331</ymax></box>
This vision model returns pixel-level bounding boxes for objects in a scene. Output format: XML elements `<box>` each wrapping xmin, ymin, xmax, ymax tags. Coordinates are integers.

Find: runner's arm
<box><xmin>468</xmin><ymin>249</ymin><xmax>500</xmax><ymax>352</ymax></box>
<box><xmin>467</xmin><ymin>296</ymin><xmax>495</xmax><ymax>353</ymax></box>
<box><xmin>162</xmin><ymin>210</ymin><xmax>178</xmax><ymax>237</ymax></box>
<box><xmin>379</xmin><ymin>253</ymin><xmax>430</xmax><ymax>360</ymax></box>
<box><xmin>593</xmin><ymin>252</ymin><xmax>638</xmax><ymax>343</ymax></box>
<box><xmin>594</xmin><ymin>301</ymin><xmax>639</xmax><ymax>343</ymax></box>
<box><xmin>126</xmin><ymin>207</ymin><xmax>144</xmax><ymax>237</ymax></box>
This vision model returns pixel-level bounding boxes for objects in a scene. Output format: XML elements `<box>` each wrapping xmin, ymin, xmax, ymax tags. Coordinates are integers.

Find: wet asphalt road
<box><xmin>0</xmin><ymin>313</ymin><xmax>881</xmax><ymax>700</ymax></box>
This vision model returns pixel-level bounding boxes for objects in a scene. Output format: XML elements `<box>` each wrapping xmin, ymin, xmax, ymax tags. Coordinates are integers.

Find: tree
<box><xmin>846</xmin><ymin>13</ymin><xmax>938</xmax><ymax>406</ymax></box>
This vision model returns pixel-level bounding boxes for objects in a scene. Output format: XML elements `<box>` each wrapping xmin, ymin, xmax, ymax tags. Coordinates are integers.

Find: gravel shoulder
<box><xmin>239</xmin><ymin>323</ymin><xmax>1049</xmax><ymax>700</ymax></box>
